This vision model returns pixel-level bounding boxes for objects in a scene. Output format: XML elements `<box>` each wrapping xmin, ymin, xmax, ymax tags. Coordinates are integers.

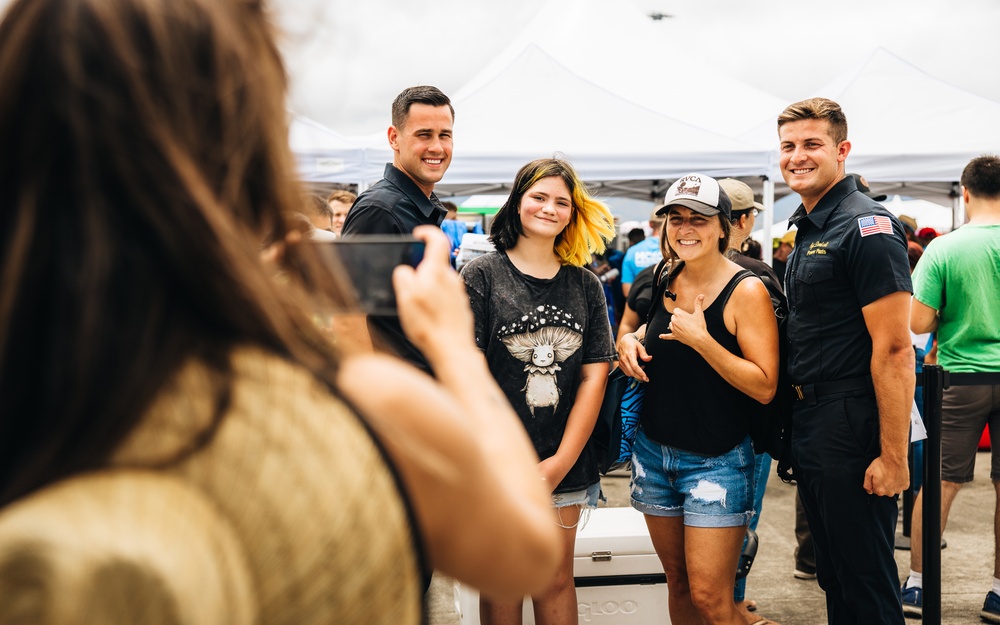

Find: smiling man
<box><xmin>778</xmin><ymin>98</ymin><xmax>913</xmax><ymax>625</ymax></box>
<box><xmin>342</xmin><ymin>85</ymin><xmax>454</xmax><ymax>235</ymax></box>
<box><xmin>341</xmin><ymin>86</ymin><xmax>454</xmax><ymax>372</ymax></box>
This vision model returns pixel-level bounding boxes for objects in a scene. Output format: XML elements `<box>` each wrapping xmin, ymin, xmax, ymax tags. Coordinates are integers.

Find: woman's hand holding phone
<box><xmin>393</xmin><ymin>226</ymin><xmax>476</xmax><ymax>362</ymax></box>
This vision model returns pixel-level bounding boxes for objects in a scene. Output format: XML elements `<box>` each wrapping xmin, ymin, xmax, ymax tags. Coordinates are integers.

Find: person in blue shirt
<box><xmin>620</xmin><ymin>209</ymin><xmax>664</xmax><ymax>297</ymax></box>
<box><xmin>440</xmin><ymin>201</ymin><xmax>484</xmax><ymax>267</ymax></box>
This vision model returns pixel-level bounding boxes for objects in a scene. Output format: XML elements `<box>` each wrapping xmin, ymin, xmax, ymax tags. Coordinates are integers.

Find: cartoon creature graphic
<box><xmin>499</xmin><ymin>304</ymin><xmax>583</xmax><ymax>417</ymax></box>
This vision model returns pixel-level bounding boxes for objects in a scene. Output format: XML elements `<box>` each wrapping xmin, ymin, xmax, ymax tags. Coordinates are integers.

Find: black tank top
<box><xmin>641</xmin><ymin>270</ymin><xmax>756</xmax><ymax>455</ymax></box>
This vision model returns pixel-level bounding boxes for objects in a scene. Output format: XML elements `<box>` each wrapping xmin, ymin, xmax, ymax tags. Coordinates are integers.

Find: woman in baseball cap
<box><xmin>616</xmin><ymin>173</ymin><xmax>780</xmax><ymax>625</ymax></box>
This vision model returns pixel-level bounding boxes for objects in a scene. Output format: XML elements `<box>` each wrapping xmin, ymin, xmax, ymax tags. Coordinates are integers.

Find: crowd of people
<box><xmin>0</xmin><ymin>1</ymin><xmax>997</xmax><ymax>625</ymax></box>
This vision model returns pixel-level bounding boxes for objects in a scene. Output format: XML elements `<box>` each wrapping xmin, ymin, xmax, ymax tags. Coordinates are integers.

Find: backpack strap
<box><xmin>646</xmin><ymin>259</ymin><xmax>684</xmax><ymax>326</ymax></box>
<box><xmin>717</xmin><ymin>269</ymin><xmax>757</xmax><ymax>311</ymax></box>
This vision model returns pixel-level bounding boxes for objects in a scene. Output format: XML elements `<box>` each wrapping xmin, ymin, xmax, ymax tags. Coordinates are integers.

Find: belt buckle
<box><xmin>793</xmin><ymin>385</ymin><xmax>805</xmax><ymax>400</ymax></box>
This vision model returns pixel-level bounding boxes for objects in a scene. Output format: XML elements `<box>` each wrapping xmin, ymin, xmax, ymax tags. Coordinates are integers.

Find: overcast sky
<box><xmin>2</xmin><ymin>0</ymin><xmax>997</xmax><ymax>138</ymax></box>
<box><xmin>273</xmin><ymin>0</ymin><xmax>1000</xmax><ymax>136</ymax></box>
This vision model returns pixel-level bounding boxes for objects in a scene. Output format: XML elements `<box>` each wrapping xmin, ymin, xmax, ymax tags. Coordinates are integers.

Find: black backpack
<box><xmin>744</xmin><ymin>267</ymin><xmax>796</xmax><ymax>482</ymax></box>
<box><xmin>657</xmin><ymin>255</ymin><xmax>795</xmax><ymax>481</ymax></box>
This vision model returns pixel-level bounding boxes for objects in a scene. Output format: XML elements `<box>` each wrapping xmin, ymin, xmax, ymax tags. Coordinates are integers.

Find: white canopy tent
<box><xmin>402</xmin><ymin>45</ymin><xmax>774</xmax><ymax>200</ymax></box>
<box><xmin>742</xmin><ymin>47</ymin><xmax>1000</xmax><ymax>226</ymax></box>
<box><xmin>266</xmin><ymin>0</ymin><xmax>1000</xmax><ymax>142</ymax></box>
<box><xmin>293</xmin><ymin>0</ymin><xmax>786</xmax><ymax>197</ymax></box>
<box><xmin>341</xmin><ymin>45</ymin><xmax>774</xmax><ymax>200</ymax></box>
<box><xmin>290</xmin><ymin>44</ymin><xmax>997</xmax><ymax>242</ymax></box>
<box><xmin>288</xmin><ymin>114</ymin><xmax>372</xmax><ymax>185</ymax></box>
<box><xmin>802</xmin><ymin>48</ymin><xmax>1000</xmax><ymax>185</ymax></box>
<box><xmin>451</xmin><ymin>0</ymin><xmax>787</xmax><ymax>139</ymax></box>
<box><xmin>884</xmin><ymin>195</ymin><xmax>955</xmax><ymax>234</ymax></box>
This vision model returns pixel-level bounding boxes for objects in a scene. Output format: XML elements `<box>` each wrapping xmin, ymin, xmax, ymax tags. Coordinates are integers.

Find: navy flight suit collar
<box><xmin>382</xmin><ymin>163</ymin><xmax>446</xmax><ymax>224</ymax></box>
<box><xmin>787</xmin><ymin>175</ymin><xmax>862</xmax><ymax>233</ymax></box>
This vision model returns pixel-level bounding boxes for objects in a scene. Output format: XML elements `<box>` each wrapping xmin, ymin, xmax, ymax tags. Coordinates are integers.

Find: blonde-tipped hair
<box><xmin>489</xmin><ymin>158</ymin><xmax>614</xmax><ymax>267</ymax></box>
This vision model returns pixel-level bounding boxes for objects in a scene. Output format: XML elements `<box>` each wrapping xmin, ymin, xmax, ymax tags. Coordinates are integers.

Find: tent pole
<box><xmin>762</xmin><ymin>177</ymin><xmax>774</xmax><ymax>267</ymax></box>
<box><xmin>952</xmin><ymin>182</ymin><xmax>964</xmax><ymax>229</ymax></box>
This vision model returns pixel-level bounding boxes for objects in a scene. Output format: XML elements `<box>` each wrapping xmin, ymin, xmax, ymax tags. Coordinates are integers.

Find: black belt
<box><xmin>792</xmin><ymin>376</ymin><xmax>873</xmax><ymax>402</ymax></box>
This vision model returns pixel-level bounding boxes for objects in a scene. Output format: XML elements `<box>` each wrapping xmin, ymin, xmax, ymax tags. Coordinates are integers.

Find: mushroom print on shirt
<box><xmin>500</xmin><ymin>305</ymin><xmax>584</xmax><ymax>417</ymax></box>
<box><xmin>461</xmin><ymin>252</ymin><xmax>615</xmax><ymax>492</ymax></box>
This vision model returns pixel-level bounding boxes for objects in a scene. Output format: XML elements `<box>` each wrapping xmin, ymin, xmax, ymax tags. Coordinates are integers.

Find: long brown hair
<box><xmin>0</xmin><ymin>0</ymin><xmax>351</xmax><ymax>505</ymax></box>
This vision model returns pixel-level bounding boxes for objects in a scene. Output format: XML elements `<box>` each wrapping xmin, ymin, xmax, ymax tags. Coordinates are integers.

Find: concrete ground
<box><xmin>428</xmin><ymin>451</ymin><xmax>996</xmax><ymax>625</ymax></box>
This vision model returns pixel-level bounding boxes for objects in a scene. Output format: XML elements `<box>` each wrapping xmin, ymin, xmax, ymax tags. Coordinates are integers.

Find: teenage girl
<box><xmin>462</xmin><ymin>158</ymin><xmax>616</xmax><ymax>625</ymax></box>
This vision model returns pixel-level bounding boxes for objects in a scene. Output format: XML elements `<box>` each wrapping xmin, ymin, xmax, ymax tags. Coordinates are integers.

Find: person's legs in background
<box><xmin>981</xmin><ymin>477</ymin><xmax>1000</xmax><ymax>622</ymax></box>
<box><xmin>903</xmin><ymin>384</ymin><xmax>998</xmax><ymax>617</ymax></box>
<box><xmin>793</xmin><ymin>490</ymin><xmax>817</xmax><ymax>580</ymax></box>
<box><xmin>736</xmin><ymin>452</ymin><xmax>782</xmax><ymax>624</ymax></box>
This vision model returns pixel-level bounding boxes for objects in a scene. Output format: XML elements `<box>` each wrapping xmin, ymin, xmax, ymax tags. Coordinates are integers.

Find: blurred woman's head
<box><xmin>0</xmin><ymin>0</ymin><xmax>344</xmax><ymax>505</ymax></box>
<box><xmin>1</xmin><ymin>0</ymin><xmax>296</xmax><ymax>239</ymax></box>
<box><xmin>489</xmin><ymin>158</ymin><xmax>614</xmax><ymax>267</ymax></box>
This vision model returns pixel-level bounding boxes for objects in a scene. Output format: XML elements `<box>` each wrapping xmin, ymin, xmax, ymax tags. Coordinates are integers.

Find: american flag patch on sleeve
<box><xmin>857</xmin><ymin>215</ymin><xmax>894</xmax><ymax>237</ymax></box>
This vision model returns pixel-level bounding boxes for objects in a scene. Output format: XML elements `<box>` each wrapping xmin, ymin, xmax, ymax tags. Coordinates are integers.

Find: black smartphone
<box><xmin>317</xmin><ymin>236</ymin><xmax>426</xmax><ymax>316</ymax></box>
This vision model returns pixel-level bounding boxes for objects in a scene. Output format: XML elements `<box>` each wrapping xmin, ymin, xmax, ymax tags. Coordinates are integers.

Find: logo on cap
<box><xmin>659</xmin><ymin>172</ymin><xmax>731</xmax><ymax>219</ymax></box>
<box><xmin>675</xmin><ymin>175</ymin><xmax>703</xmax><ymax>198</ymax></box>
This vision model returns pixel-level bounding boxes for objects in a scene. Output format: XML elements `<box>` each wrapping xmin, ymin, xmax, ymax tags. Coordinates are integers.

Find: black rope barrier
<box><xmin>922</xmin><ymin>364</ymin><xmax>943</xmax><ymax>625</ymax></box>
<box><xmin>919</xmin><ymin>365</ymin><xmax>1000</xmax><ymax>625</ymax></box>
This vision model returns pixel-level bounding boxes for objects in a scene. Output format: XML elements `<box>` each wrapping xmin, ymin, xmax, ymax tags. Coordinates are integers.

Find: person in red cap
<box><xmin>915</xmin><ymin>227</ymin><xmax>940</xmax><ymax>249</ymax></box>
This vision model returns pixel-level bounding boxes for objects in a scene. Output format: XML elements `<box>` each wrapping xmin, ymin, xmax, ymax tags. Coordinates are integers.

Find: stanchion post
<box><xmin>902</xmin><ymin>450</ymin><xmax>914</xmax><ymax>537</ymax></box>
<box><xmin>922</xmin><ymin>364</ymin><xmax>943</xmax><ymax>625</ymax></box>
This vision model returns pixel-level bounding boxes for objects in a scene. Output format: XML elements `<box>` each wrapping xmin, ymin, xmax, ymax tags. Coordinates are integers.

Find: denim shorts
<box><xmin>630</xmin><ymin>427</ymin><xmax>755</xmax><ymax>528</ymax></box>
<box><xmin>551</xmin><ymin>481</ymin><xmax>603</xmax><ymax>529</ymax></box>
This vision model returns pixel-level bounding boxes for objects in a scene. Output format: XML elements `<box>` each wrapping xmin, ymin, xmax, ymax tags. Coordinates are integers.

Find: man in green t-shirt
<box><xmin>902</xmin><ymin>155</ymin><xmax>1000</xmax><ymax>621</ymax></box>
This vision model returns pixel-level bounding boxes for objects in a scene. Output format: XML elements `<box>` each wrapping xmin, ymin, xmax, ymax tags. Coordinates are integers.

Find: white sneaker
<box><xmin>793</xmin><ymin>568</ymin><xmax>817</xmax><ymax>580</ymax></box>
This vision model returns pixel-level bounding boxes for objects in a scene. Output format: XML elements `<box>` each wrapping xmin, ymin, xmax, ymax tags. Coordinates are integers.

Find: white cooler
<box><xmin>454</xmin><ymin>506</ymin><xmax>670</xmax><ymax>624</ymax></box>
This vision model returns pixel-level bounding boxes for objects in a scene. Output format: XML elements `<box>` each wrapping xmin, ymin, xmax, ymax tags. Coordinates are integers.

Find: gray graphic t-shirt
<box><xmin>461</xmin><ymin>251</ymin><xmax>615</xmax><ymax>492</ymax></box>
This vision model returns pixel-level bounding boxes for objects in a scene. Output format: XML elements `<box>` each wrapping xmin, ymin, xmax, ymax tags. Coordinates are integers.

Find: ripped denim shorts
<box><xmin>551</xmin><ymin>480</ymin><xmax>603</xmax><ymax>530</ymax></box>
<box><xmin>630</xmin><ymin>427</ymin><xmax>754</xmax><ymax>528</ymax></box>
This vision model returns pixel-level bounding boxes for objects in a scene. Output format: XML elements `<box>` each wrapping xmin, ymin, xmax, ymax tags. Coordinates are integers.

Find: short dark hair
<box><xmin>777</xmin><ymin>97</ymin><xmax>848</xmax><ymax>144</ymax></box>
<box><xmin>627</xmin><ymin>228</ymin><xmax>646</xmax><ymax>246</ymax></box>
<box><xmin>729</xmin><ymin>208</ymin><xmax>754</xmax><ymax>224</ymax></box>
<box><xmin>960</xmin><ymin>154</ymin><xmax>1000</xmax><ymax>200</ymax></box>
<box><xmin>391</xmin><ymin>86</ymin><xmax>454</xmax><ymax>130</ymax></box>
<box><xmin>741</xmin><ymin>238</ymin><xmax>763</xmax><ymax>260</ymax></box>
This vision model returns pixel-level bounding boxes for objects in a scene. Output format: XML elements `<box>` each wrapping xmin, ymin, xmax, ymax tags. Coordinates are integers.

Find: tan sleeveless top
<box><xmin>0</xmin><ymin>347</ymin><xmax>422</xmax><ymax>625</ymax></box>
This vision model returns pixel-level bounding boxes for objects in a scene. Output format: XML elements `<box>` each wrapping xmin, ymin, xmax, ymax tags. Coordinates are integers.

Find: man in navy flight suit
<box><xmin>778</xmin><ymin>97</ymin><xmax>914</xmax><ymax>625</ymax></box>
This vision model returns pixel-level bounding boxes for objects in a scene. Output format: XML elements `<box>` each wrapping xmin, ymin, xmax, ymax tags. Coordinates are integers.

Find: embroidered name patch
<box><xmin>857</xmin><ymin>215</ymin><xmax>893</xmax><ymax>237</ymax></box>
